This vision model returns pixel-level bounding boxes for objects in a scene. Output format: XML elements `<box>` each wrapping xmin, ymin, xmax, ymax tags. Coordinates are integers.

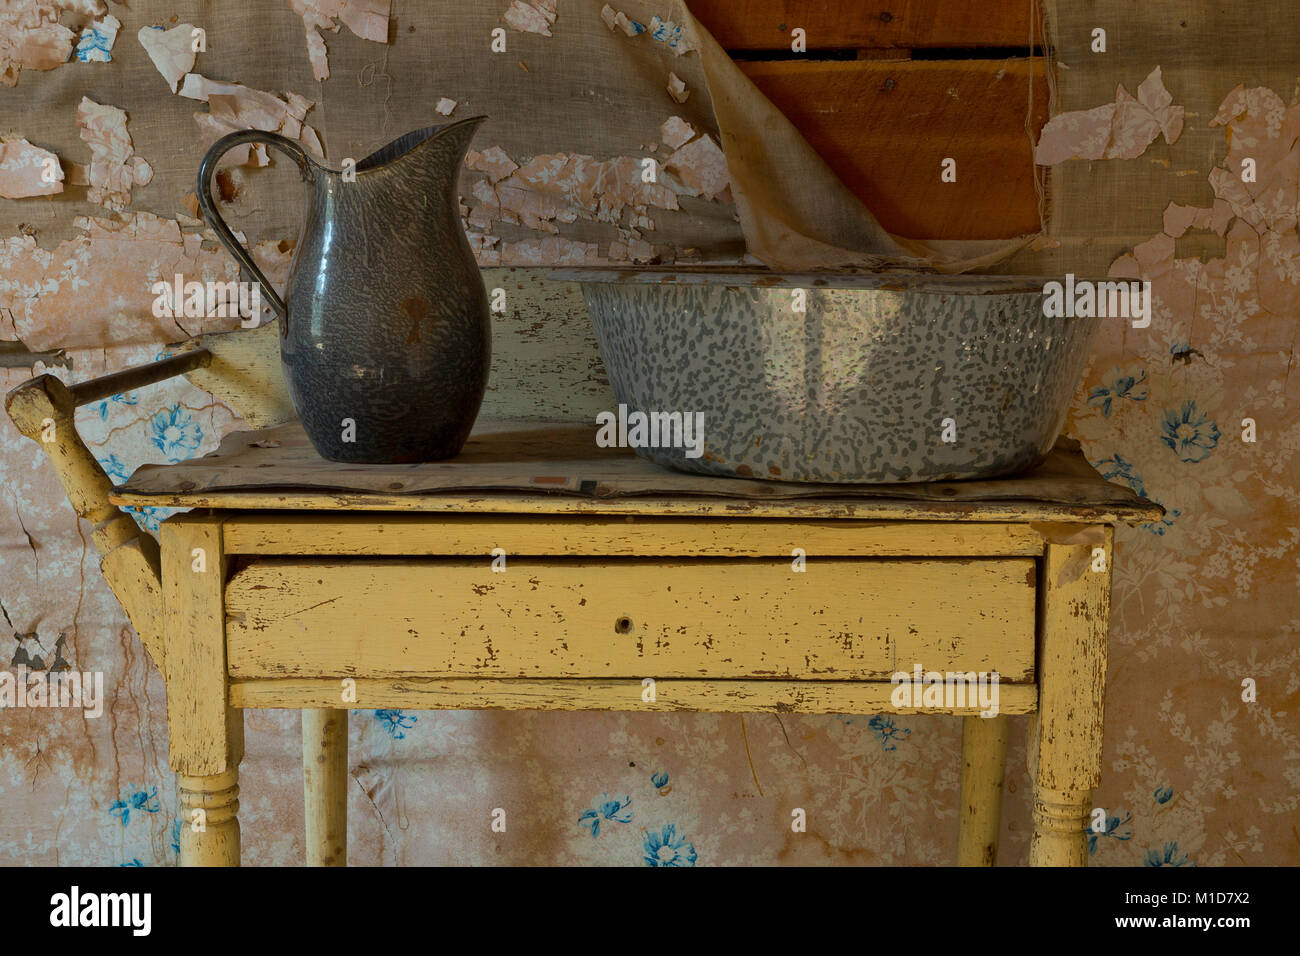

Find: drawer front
<box><xmin>225</xmin><ymin>558</ymin><xmax>1036</xmax><ymax>680</ymax></box>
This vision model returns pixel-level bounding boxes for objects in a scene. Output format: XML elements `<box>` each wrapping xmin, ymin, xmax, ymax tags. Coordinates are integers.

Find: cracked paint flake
<box><xmin>500</xmin><ymin>236</ymin><xmax>598</xmax><ymax>265</ymax></box>
<box><xmin>599</xmin><ymin>4</ymin><xmax>644</xmax><ymax>36</ymax></box>
<box><xmin>666</xmin><ymin>71</ymin><xmax>689</xmax><ymax>104</ymax></box>
<box><xmin>660</xmin><ymin>116</ymin><xmax>694</xmax><ymax>150</ymax></box>
<box><xmin>1035</xmin><ymin>66</ymin><xmax>1184</xmax><ymax>165</ymax></box>
<box><xmin>1</xmin><ymin>0</ymin><xmax>107</xmax><ymax>85</ymax></box>
<box><xmin>0</xmin><ymin>211</ymin><xmax>292</xmax><ymax>350</ymax></box>
<box><xmin>73</xmin><ymin>12</ymin><xmax>118</xmax><ymax>62</ymax></box>
<box><xmin>503</xmin><ymin>0</ymin><xmax>556</xmax><ymax>37</ymax></box>
<box><xmin>466</xmin><ymin>146</ymin><xmax>519</xmax><ymax>183</ymax></box>
<box><xmin>461</xmin><ymin>136</ymin><xmax>734</xmax><ymax>262</ymax></box>
<box><xmin>75</xmin><ymin>98</ymin><xmax>153</xmax><ymax>212</ymax></box>
<box><xmin>647</xmin><ymin>14</ymin><xmax>696</xmax><ymax>56</ymax></box>
<box><xmin>179</xmin><ymin>74</ymin><xmax>323</xmax><ymax>166</ymax></box>
<box><xmin>664</xmin><ymin>133</ymin><xmax>729</xmax><ymax>200</ymax></box>
<box><xmin>0</xmin><ymin>138</ymin><xmax>63</xmax><ymax>198</ymax></box>
<box><xmin>288</xmin><ymin>0</ymin><xmax>390</xmax><ymax>81</ymax></box>
<box><xmin>137</xmin><ymin>23</ymin><xmax>198</xmax><ymax>93</ymax></box>
<box><xmin>1108</xmin><ymin>83</ymin><xmax>1300</xmax><ymax>322</ymax></box>
<box><xmin>436</xmin><ymin>97</ymin><xmax>457</xmax><ymax>116</ymax></box>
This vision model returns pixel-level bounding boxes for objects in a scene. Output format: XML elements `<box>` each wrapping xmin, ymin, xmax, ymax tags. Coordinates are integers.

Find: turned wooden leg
<box><xmin>1030</xmin><ymin>786</ymin><xmax>1090</xmax><ymax>866</ymax></box>
<box><xmin>163</xmin><ymin>515</ymin><xmax>241</xmax><ymax>866</ymax></box>
<box><xmin>1028</xmin><ymin>530</ymin><xmax>1112</xmax><ymax>866</ymax></box>
<box><xmin>179</xmin><ymin>762</ymin><xmax>241</xmax><ymax>867</ymax></box>
<box><xmin>957</xmin><ymin>714</ymin><xmax>1009</xmax><ymax>866</ymax></box>
<box><xmin>302</xmin><ymin>709</ymin><xmax>348</xmax><ymax>866</ymax></box>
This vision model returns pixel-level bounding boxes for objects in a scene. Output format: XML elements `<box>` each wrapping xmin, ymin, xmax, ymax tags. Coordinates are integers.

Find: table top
<box><xmin>110</xmin><ymin>419</ymin><xmax>1163</xmax><ymax>524</ymax></box>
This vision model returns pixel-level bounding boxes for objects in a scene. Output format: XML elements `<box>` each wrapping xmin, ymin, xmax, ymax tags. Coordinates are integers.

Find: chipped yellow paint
<box><xmin>228</xmin><ymin>677</ymin><xmax>1039</xmax><ymax>715</ymax></box>
<box><xmin>1028</xmin><ymin>533</ymin><xmax>1113</xmax><ymax>866</ymax></box>
<box><xmin>224</xmin><ymin>557</ymin><xmax>1037</xmax><ymax>682</ymax></box>
<box><xmin>957</xmin><ymin>714</ymin><xmax>1010</xmax><ymax>866</ymax></box>
<box><xmin>223</xmin><ymin>513</ymin><xmax>1047</xmax><ymax>557</ymax></box>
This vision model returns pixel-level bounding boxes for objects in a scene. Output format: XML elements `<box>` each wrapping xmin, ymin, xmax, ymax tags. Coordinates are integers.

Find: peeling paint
<box><xmin>660</xmin><ymin>116</ymin><xmax>694</xmax><ymax>150</ymax></box>
<box><xmin>137</xmin><ymin>23</ymin><xmax>198</xmax><ymax>93</ymax></box>
<box><xmin>1035</xmin><ymin>67</ymin><xmax>1183</xmax><ymax>164</ymax></box>
<box><xmin>666</xmin><ymin>71</ymin><xmax>689</xmax><ymax>104</ymax></box>
<box><xmin>599</xmin><ymin>4</ymin><xmax>644</xmax><ymax>36</ymax></box>
<box><xmin>503</xmin><ymin>0</ymin><xmax>557</xmax><ymax>37</ymax></box>
<box><xmin>179</xmin><ymin>74</ymin><xmax>323</xmax><ymax>165</ymax></box>
<box><xmin>0</xmin><ymin>211</ymin><xmax>291</xmax><ymax>350</ymax></box>
<box><xmin>73</xmin><ymin>12</ymin><xmax>118</xmax><ymax>62</ymax></box>
<box><xmin>1</xmin><ymin>0</ymin><xmax>106</xmax><ymax>85</ymax></box>
<box><xmin>0</xmin><ymin>138</ymin><xmax>63</xmax><ymax>198</ymax></box>
<box><xmin>75</xmin><ymin>98</ymin><xmax>153</xmax><ymax>212</ymax></box>
<box><xmin>288</xmin><ymin>0</ymin><xmax>390</xmax><ymax>81</ymax></box>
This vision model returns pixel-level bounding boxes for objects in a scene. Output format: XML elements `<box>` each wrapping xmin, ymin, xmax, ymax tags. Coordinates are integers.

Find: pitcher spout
<box><xmin>354</xmin><ymin>116</ymin><xmax>487</xmax><ymax>198</ymax></box>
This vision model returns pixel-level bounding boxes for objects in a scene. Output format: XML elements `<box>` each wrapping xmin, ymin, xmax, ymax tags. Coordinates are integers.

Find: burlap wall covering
<box><xmin>0</xmin><ymin>0</ymin><xmax>1294</xmax><ymax>865</ymax></box>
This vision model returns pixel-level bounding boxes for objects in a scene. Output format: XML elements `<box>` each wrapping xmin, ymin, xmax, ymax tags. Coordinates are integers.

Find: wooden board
<box><xmin>222</xmin><ymin>515</ymin><xmax>1046</xmax><ymax>557</ymax></box>
<box><xmin>738</xmin><ymin>59</ymin><xmax>1049</xmax><ymax>239</ymax></box>
<box><xmin>229</xmin><ymin>677</ymin><xmax>1038</xmax><ymax>715</ymax></box>
<box><xmin>111</xmin><ymin>420</ymin><xmax>1160</xmax><ymax>523</ymax></box>
<box><xmin>691</xmin><ymin>0</ymin><xmax>1041</xmax><ymax>50</ymax></box>
<box><xmin>224</xmin><ymin>557</ymin><xmax>1037</xmax><ymax>681</ymax></box>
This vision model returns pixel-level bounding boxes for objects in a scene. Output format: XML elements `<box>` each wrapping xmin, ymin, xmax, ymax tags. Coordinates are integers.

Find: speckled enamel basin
<box><xmin>557</xmin><ymin>269</ymin><xmax>1101</xmax><ymax>483</ymax></box>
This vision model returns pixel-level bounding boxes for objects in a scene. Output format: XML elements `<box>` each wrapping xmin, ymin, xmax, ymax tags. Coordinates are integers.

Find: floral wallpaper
<box><xmin>1</xmin><ymin>3</ymin><xmax>1297</xmax><ymax>868</ymax></box>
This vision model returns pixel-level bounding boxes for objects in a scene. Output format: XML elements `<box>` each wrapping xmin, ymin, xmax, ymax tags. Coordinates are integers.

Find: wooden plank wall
<box><xmin>689</xmin><ymin>0</ymin><xmax>1048</xmax><ymax>240</ymax></box>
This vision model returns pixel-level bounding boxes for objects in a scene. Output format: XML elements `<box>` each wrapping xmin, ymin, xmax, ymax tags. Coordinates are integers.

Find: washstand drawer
<box><xmin>224</xmin><ymin>558</ymin><xmax>1036</xmax><ymax>680</ymax></box>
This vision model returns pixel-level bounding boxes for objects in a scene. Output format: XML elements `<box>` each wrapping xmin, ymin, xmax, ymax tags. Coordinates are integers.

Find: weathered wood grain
<box><xmin>691</xmin><ymin>0</ymin><xmax>1041</xmax><ymax>50</ymax></box>
<box><xmin>162</xmin><ymin>515</ymin><xmax>232</xmax><ymax>776</ymax></box>
<box><xmin>957</xmin><ymin>714</ymin><xmax>1010</xmax><ymax>866</ymax></box>
<box><xmin>229</xmin><ymin>677</ymin><xmax>1038</xmax><ymax>715</ymax></box>
<box><xmin>222</xmin><ymin>514</ymin><xmax>1045</xmax><ymax>557</ymax></box>
<box><xmin>301</xmin><ymin>709</ymin><xmax>347</xmax><ymax>867</ymax></box>
<box><xmin>225</xmin><ymin>557</ymin><xmax>1036</xmax><ymax>681</ymax></box>
<box><xmin>738</xmin><ymin>59</ymin><xmax>1048</xmax><ymax>239</ymax></box>
<box><xmin>1028</xmin><ymin>531</ymin><xmax>1113</xmax><ymax>866</ymax></box>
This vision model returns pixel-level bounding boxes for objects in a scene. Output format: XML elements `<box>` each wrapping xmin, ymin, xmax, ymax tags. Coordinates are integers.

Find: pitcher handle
<box><xmin>197</xmin><ymin>130</ymin><xmax>316</xmax><ymax>336</ymax></box>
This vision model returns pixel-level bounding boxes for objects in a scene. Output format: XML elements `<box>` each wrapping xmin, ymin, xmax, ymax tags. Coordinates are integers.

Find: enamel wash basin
<box><xmin>558</xmin><ymin>270</ymin><xmax>1100</xmax><ymax>484</ymax></box>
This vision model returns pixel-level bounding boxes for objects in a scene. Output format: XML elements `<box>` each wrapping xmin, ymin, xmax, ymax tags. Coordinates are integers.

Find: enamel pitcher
<box><xmin>197</xmin><ymin>118</ymin><xmax>490</xmax><ymax>463</ymax></box>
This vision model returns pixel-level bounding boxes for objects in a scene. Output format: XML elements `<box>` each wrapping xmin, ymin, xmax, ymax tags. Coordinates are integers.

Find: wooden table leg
<box><xmin>1028</xmin><ymin>529</ymin><xmax>1112</xmax><ymax>866</ymax></box>
<box><xmin>302</xmin><ymin>709</ymin><xmax>348</xmax><ymax>866</ymax></box>
<box><xmin>179</xmin><ymin>713</ymin><xmax>243</xmax><ymax>868</ymax></box>
<box><xmin>957</xmin><ymin>714</ymin><xmax>1009</xmax><ymax>866</ymax></box>
<box><xmin>164</xmin><ymin>515</ymin><xmax>242</xmax><ymax>867</ymax></box>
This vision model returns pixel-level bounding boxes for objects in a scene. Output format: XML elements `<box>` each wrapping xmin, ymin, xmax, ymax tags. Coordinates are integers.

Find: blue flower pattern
<box><xmin>1160</xmin><ymin>401</ymin><xmax>1220</xmax><ymax>463</ymax></box>
<box><xmin>109</xmin><ymin>786</ymin><xmax>160</xmax><ymax>826</ymax></box>
<box><xmin>1144</xmin><ymin>841</ymin><xmax>1194</xmax><ymax>867</ymax></box>
<box><xmin>1088</xmin><ymin>810</ymin><xmax>1133</xmax><ymax>854</ymax></box>
<box><xmin>90</xmin><ymin>392</ymin><xmax>139</xmax><ymax>421</ymax></box>
<box><xmin>148</xmin><ymin>405</ymin><xmax>203</xmax><ymax>462</ymax></box>
<box><xmin>642</xmin><ymin>823</ymin><xmax>696</xmax><ymax>867</ymax></box>
<box><xmin>578</xmin><ymin>793</ymin><xmax>633</xmax><ymax>837</ymax></box>
<box><xmin>1092</xmin><ymin>453</ymin><xmax>1180</xmax><ymax>535</ymax></box>
<box><xmin>374</xmin><ymin>709</ymin><xmax>417</xmax><ymax>739</ymax></box>
<box><xmin>867</xmin><ymin>714</ymin><xmax>911</xmax><ymax>751</ymax></box>
<box><xmin>1087</xmin><ymin>368</ymin><xmax>1148</xmax><ymax>417</ymax></box>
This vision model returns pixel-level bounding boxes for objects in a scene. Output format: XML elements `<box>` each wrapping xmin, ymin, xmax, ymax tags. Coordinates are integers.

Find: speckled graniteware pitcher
<box><xmin>197</xmin><ymin>118</ymin><xmax>490</xmax><ymax>463</ymax></box>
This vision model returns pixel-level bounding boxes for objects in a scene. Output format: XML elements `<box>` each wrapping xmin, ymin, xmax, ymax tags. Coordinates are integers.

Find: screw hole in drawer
<box><xmin>614</xmin><ymin>616</ymin><xmax>633</xmax><ymax>634</ymax></box>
